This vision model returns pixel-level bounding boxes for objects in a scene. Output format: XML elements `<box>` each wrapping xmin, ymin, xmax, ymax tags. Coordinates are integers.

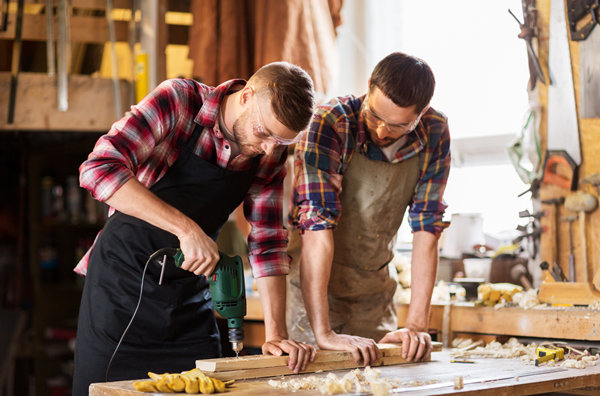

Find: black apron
<box><xmin>73</xmin><ymin>125</ymin><xmax>258</xmax><ymax>395</ymax></box>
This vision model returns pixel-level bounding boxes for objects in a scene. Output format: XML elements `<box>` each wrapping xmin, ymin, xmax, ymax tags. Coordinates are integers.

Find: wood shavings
<box><xmin>452</xmin><ymin>338</ymin><xmax>600</xmax><ymax>369</ymax></box>
<box><xmin>267</xmin><ymin>366</ymin><xmax>438</xmax><ymax>395</ymax></box>
<box><xmin>512</xmin><ymin>288</ymin><xmax>542</xmax><ymax>309</ymax></box>
<box><xmin>452</xmin><ymin>337</ymin><xmax>537</xmax><ymax>360</ymax></box>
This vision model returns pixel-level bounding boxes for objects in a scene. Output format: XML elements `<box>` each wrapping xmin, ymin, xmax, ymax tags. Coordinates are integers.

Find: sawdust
<box><xmin>451</xmin><ymin>337</ymin><xmax>600</xmax><ymax>368</ymax></box>
<box><xmin>267</xmin><ymin>366</ymin><xmax>439</xmax><ymax>395</ymax></box>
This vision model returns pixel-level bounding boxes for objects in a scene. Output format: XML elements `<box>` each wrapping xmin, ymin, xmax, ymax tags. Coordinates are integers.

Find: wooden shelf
<box><xmin>244</xmin><ymin>297</ymin><xmax>600</xmax><ymax>347</ymax></box>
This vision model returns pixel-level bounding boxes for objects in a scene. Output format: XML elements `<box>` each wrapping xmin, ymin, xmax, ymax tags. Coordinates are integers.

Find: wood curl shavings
<box><xmin>451</xmin><ymin>337</ymin><xmax>600</xmax><ymax>369</ymax></box>
<box><xmin>267</xmin><ymin>366</ymin><xmax>438</xmax><ymax>395</ymax></box>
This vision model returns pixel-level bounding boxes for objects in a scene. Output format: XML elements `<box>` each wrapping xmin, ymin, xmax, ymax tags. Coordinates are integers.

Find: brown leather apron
<box><xmin>287</xmin><ymin>151</ymin><xmax>420</xmax><ymax>344</ymax></box>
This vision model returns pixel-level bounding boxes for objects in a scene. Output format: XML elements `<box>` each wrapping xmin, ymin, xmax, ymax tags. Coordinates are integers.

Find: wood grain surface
<box><xmin>195</xmin><ymin>343</ymin><xmax>442</xmax><ymax>381</ymax></box>
<box><xmin>90</xmin><ymin>350</ymin><xmax>600</xmax><ymax>396</ymax></box>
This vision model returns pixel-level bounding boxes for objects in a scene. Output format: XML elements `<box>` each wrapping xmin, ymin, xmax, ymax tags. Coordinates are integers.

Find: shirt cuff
<box><xmin>249</xmin><ymin>251</ymin><xmax>290</xmax><ymax>278</ymax></box>
<box><xmin>293</xmin><ymin>206</ymin><xmax>338</xmax><ymax>232</ymax></box>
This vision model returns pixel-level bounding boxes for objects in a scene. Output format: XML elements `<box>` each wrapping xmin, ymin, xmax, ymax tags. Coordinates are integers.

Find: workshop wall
<box><xmin>537</xmin><ymin>0</ymin><xmax>600</xmax><ymax>284</ymax></box>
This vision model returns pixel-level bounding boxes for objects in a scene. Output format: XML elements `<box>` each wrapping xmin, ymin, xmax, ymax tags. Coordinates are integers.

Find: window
<box><xmin>330</xmin><ymin>0</ymin><xmax>533</xmax><ymax>244</ymax></box>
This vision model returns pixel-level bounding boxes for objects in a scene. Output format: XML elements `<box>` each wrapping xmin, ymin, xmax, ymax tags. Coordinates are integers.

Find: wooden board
<box><xmin>90</xmin><ymin>350</ymin><xmax>600</xmax><ymax>396</ymax></box>
<box><xmin>195</xmin><ymin>343</ymin><xmax>442</xmax><ymax>381</ymax></box>
<box><xmin>0</xmin><ymin>72</ymin><xmax>131</xmax><ymax>131</ymax></box>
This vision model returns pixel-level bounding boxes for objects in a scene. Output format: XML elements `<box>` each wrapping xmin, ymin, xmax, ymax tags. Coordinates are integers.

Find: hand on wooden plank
<box><xmin>314</xmin><ymin>330</ymin><xmax>381</xmax><ymax>366</ymax></box>
<box><xmin>262</xmin><ymin>336</ymin><xmax>316</xmax><ymax>373</ymax></box>
<box><xmin>379</xmin><ymin>328</ymin><xmax>432</xmax><ymax>362</ymax></box>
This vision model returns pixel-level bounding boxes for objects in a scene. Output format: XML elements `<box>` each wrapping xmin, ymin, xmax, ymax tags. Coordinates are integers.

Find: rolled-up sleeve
<box><xmin>408</xmin><ymin>112</ymin><xmax>451</xmax><ymax>237</ymax></box>
<box><xmin>244</xmin><ymin>148</ymin><xmax>291</xmax><ymax>278</ymax></box>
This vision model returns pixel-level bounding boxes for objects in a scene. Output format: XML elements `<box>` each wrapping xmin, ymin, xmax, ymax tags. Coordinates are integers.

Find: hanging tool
<box><xmin>562</xmin><ymin>215</ymin><xmax>578</xmax><ymax>282</ymax></box>
<box><xmin>508</xmin><ymin>3</ymin><xmax>547</xmax><ymax>89</ymax></box>
<box><xmin>567</xmin><ymin>0</ymin><xmax>599</xmax><ymax>40</ymax></box>
<box><xmin>542</xmin><ymin>150</ymin><xmax>578</xmax><ymax>191</ymax></box>
<box><xmin>565</xmin><ymin>191</ymin><xmax>598</xmax><ymax>282</ymax></box>
<box><xmin>167</xmin><ymin>249</ymin><xmax>247</xmax><ymax>356</ymax></box>
<box><xmin>7</xmin><ymin>0</ymin><xmax>25</xmax><ymax>124</ymax></box>
<box><xmin>106</xmin><ymin>0</ymin><xmax>122</xmax><ymax>119</ymax></box>
<box><xmin>547</xmin><ymin>0</ymin><xmax>582</xmax><ymax>168</ymax></box>
<box><xmin>45</xmin><ymin>0</ymin><xmax>56</xmax><ymax>76</ymax></box>
<box><xmin>128</xmin><ymin>0</ymin><xmax>141</xmax><ymax>106</ymax></box>
<box><xmin>541</xmin><ymin>197</ymin><xmax>565</xmax><ymax>271</ymax></box>
<box><xmin>535</xmin><ymin>345</ymin><xmax>565</xmax><ymax>366</ymax></box>
<box><xmin>540</xmin><ymin>261</ymin><xmax>567</xmax><ymax>282</ymax></box>
<box><xmin>56</xmin><ymin>0</ymin><xmax>70</xmax><ymax>111</ymax></box>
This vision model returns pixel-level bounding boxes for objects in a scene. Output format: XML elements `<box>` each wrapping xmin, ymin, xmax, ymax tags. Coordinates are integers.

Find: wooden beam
<box><xmin>195</xmin><ymin>343</ymin><xmax>442</xmax><ymax>381</ymax></box>
<box><xmin>0</xmin><ymin>72</ymin><xmax>131</xmax><ymax>131</ymax></box>
<box><xmin>450</xmin><ymin>305</ymin><xmax>600</xmax><ymax>340</ymax></box>
<box><xmin>0</xmin><ymin>13</ymin><xmax>188</xmax><ymax>44</ymax></box>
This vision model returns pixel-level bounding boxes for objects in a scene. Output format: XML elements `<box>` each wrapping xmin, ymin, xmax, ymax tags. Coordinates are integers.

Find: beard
<box><xmin>369</xmin><ymin>131</ymin><xmax>399</xmax><ymax>148</ymax></box>
<box><xmin>232</xmin><ymin>110</ymin><xmax>262</xmax><ymax>157</ymax></box>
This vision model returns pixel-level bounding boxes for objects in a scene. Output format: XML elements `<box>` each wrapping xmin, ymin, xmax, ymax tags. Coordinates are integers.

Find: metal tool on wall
<box><xmin>541</xmin><ymin>197</ymin><xmax>565</xmax><ymax>270</ymax></box>
<box><xmin>509</xmin><ymin>1</ymin><xmax>547</xmax><ymax>90</ymax></box>
<box><xmin>562</xmin><ymin>214</ymin><xmax>578</xmax><ymax>281</ymax></box>
<box><xmin>46</xmin><ymin>0</ymin><xmax>56</xmax><ymax>77</ymax></box>
<box><xmin>547</xmin><ymin>0</ymin><xmax>582</xmax><ymax>167</ymax></box>
<box><xmin>57</xmin><ymin>0</ymin><xmax>70</xmax><ymax>112</ymax></box>
<box><xmin>106</xmin><ymin>0</ymin><xmax>122</xmax><ymax>119</ymax></box>
<box><xmin>7</xmin><ymin>0</ymin><xmax>25</xmax><ymax>124</ymax></box>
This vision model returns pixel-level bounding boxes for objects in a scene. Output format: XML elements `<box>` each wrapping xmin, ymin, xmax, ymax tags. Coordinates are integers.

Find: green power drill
<box><xmin>173</xmin><ymin>249</ymin><xmax>246</xmax><ymax>355</ymax></box>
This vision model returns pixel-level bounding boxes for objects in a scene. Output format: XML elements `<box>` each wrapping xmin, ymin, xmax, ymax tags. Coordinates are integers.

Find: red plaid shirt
<box><xmin>75</xmin><ymin>78</ymin><xmax>290</xmax><ymax>278</ymax></box>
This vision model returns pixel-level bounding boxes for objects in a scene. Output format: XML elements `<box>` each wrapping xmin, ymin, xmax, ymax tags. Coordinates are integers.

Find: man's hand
<box><xmin>379</xmin><ymin>328</ymin><xmax>432</xmax><ymax>362</ymax></box>
<box><xmin>316</xmin><ymin>330</ymin><xmax>381</xmax><ymax>366</ymax></box>
<box><xmin>262</xmin><ymin>337</ymin><xmax>317</xmax><ymax>373</ymax></box>
<box><xmin>178</xmin><ymin>226</ymin><xmax>219</xmax><ymax>277</ymax></box>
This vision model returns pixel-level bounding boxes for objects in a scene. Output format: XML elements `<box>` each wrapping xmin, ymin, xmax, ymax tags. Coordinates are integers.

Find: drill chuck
<box><xmin>228</xmin><ymin>327</ymin><xmax>244</xmax><ymax>352</ymax></box>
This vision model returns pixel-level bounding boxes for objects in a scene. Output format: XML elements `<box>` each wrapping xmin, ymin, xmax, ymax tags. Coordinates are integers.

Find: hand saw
<box><xmin>547</xmin><ymin>0</ymin><xmax>581</xmax><ymax>166</ymax></box>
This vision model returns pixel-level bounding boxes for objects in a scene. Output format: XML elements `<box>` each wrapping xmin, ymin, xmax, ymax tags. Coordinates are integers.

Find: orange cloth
<box><xmin>188</xmin><ymin>0</ymin><xmax>342</xmax><ymax>96</ymax></box>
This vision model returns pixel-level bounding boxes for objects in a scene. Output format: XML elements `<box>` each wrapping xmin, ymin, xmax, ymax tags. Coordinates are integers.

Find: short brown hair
<box><xmin>249</xmin><ymin>62</ymin><xmax>315</xmax><ymax>132</ymax></box>
<box><xmin>370</xmin><ymin>52</ymin><xmax>435</xmax><ymax>113</ymax></box>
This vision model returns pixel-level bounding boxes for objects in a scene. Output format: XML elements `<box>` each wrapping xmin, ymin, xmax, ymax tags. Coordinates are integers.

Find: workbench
<box><xmin>90</xmin><ymin>350</ymin><xmax>600</xmax><ymax>395</ymax></box>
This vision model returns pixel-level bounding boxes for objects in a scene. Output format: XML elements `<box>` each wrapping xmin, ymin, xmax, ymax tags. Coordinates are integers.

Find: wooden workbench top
<box><xmin>90</xmin><ymin>350</ymin><xmax>600</xmax><ymax>395</ymax></box>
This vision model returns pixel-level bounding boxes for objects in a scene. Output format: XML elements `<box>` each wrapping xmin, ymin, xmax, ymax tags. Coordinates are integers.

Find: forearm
<box><xmin>406</xmin><ymin>231</ymin><xmax>439</xmax><ymax>331</ymax></box>
<box><xmin>105</xmin><ymin>178</ymin><xmax>200</xmax><ymax>239</ymax></box>
<box><xmin>255</xmin><ymin>275</ymin><xmax>288</xmax><ymax>340</ymax></box>
<box><xmin>300</xmin><ymin>229</ymin><xmax>335</xmax><ymax>339</ymax></box>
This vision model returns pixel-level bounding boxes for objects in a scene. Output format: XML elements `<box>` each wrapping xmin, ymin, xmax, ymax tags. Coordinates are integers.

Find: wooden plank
<box><xmin>196</xmin><ymin>343</ymin><xmax>442</xmax><ymax>381</ymax></box>
<box><xmin>0</xmin><ymin>13</ymin><xmax>188</xmax><ymax>44</ymax></box>
<box><xmin>0</xmin><ymin>72</ymin><xmax>131</xmax><ymax>131</ymax></box>
<box><xmin>450</xmin><ymin>305</ymin><xmax>600</xmax><ymax>340</ymax></box>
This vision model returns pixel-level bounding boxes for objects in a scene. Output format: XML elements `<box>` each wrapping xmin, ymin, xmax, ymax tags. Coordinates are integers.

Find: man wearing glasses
<box><xmin>289</xmin><ymin>52</ymin><xmax>450</xmax><ymax>366</ymax></box>
<box><xmin>73</xmin><ymin>62</ymin><xmax>316</xmax><ymax>395</ymax></box>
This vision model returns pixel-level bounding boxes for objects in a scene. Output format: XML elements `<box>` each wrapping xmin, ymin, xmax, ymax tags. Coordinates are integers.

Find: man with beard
<box><xmin>288</xmin><ymin>52</ymin><xmax>451</xmax><ymax>366</ymax></box>
<box><xmin>73</xmin><ymin>61</ymin><xmax>316</xmax><ymax>395</ymax></box>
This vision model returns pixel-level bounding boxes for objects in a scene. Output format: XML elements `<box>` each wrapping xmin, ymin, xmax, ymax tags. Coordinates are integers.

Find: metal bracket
<box><xmin>567</xmin><ymin>0</ymin><xmax>600</xmax><ymax>41</ymax></box>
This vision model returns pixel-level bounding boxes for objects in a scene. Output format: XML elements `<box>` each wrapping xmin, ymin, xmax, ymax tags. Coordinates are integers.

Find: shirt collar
<box><xmin>194</xmin><ymin>78</ymin><xmax>247</xmax><ymax>128</ymax></box>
